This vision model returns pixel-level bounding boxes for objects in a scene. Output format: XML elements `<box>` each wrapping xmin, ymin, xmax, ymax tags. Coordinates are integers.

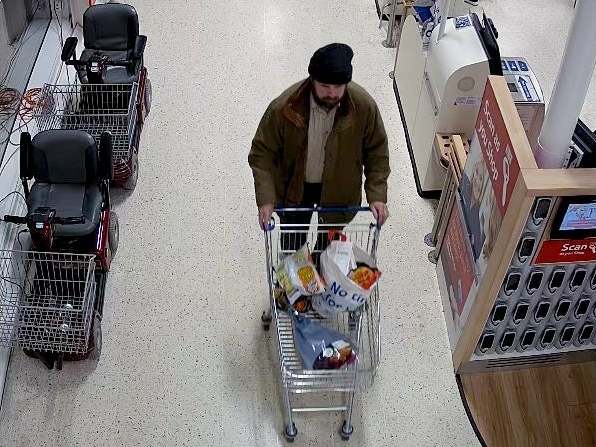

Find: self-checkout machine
<box><xmin>431</xmin><ymin>1</ymin><xmax>596</xmax><ymax>444</ymax></box>
<box><xmin>378</xmin><ymin>0</ymin><xmax>473</xmax><ymax>48</ymax></box>
<box><xmin>393</xmin><ymin>8</ymin><xmax>502</xmax><ymax>198</ymax></box>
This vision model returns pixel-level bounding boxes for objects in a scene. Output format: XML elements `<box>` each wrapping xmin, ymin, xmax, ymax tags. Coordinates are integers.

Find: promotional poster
<box><xmin>460</xmin><ymin>81</ymin><xmax>520</xmax><ymax>277</ymax></box>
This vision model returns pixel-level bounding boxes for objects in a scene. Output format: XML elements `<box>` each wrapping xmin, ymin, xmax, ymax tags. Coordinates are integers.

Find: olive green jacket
<box><xmin>249</xmin><ymin>79</ymin><xmax>390</xmax><ymax>213</ymax></box>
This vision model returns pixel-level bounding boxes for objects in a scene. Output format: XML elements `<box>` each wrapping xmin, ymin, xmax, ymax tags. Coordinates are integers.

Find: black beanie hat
<box><xmin>308</xmin><ymin>43</ymin><xmax>354</xmax><ymax>85</ymax></box>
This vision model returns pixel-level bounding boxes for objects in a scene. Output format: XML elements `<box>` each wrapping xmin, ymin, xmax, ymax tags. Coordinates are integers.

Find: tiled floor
<box><xmin>1</xmin><ymin>0</ymin><xmax>594</xmax><ymax>445</ymax></box>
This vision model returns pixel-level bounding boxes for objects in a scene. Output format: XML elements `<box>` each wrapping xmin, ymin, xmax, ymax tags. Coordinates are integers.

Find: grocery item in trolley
<box><xmin>276</xmin><ymin>244</ymin><xmax>325</xmax><ymax>305</ymax></box>
<box><xmin>313</xmin><ymin>239</ymin><xmax>381</xmax><ymax>317</ymax></box>
<box><xmin>291</xmin><ymin>312</ymin><xmax>356</xmax><ymax>370</ymax></box>
<box><xmin>274</xmin><ymin>287</ymin><xmax>312</xmax><ymax>313</ymax></box>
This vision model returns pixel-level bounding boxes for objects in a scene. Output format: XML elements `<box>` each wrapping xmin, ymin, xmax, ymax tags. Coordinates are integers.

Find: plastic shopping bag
<box><xmin>276</xmin><ymin>243</ymin><xmax>325</xmax><ymax>305</ymax></box>
<box><xmin>291</xmin><ymin>312</ymin><xmax>356</xmax><ymax>370</ymax></box>
<box><xmin>312</xmin><ymin>238</ymin><xmax>381</xmax><ymax>317</ymax></box>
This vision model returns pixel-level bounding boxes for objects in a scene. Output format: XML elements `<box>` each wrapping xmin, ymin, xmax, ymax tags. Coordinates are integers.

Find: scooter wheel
<box><xmin>109</xmin><ymin>211</ymin><xmax>119</xmax><ymax>258</ymax></box>
<box><xmin>123</xmin><ymin>152</ymin><xmax>139</xmax><ymax>191</ymax></box>
<box><xmin>144</xmin><ymin>77</ymin><xmax>152</xmax><ymax>116</ymax></box>
<box><xmin>88</xmin><ymin>313</ymin><xmax>102</xmax><ymax>361</ymax></box>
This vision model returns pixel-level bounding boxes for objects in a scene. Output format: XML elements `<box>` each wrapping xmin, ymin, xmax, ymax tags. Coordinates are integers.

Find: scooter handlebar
<box><xmin>3</xmin><ymin>215</ymin><xmax>27</xmax><ymax>224</ymax></box>
<box><xmin>65</xmin><ymin>59</ymin><xmax>130</xmax><ymax>68</ymax></box>
<box><xmin>2</xmin><ymin>215</ymin><xmax>85</xmax><ymax>225</ymax></box>
<box><xmin>53</xmin><ymin>216</ymin><xmax>85</xmax><ymax>225</ymax></box>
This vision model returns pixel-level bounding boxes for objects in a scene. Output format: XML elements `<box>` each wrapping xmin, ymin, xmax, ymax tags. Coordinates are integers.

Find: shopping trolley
<box><xmin>33</xmin><ymin>81</ymin><xmax>145</xmax><ymax>189</ymax></box>
<box><xmin>0</xmin><ymin>251</ymin><xmax>98</xmax><ymax>370</ymax></box>
<box><xmin>262</xmin><ymin>207</ymin><xmax>382</xmax><ymax>442</ymax></box>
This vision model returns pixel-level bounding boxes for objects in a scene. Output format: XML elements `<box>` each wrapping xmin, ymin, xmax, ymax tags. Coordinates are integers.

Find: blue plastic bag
<box><xmin>291</xmin><ymin>312</ymin><xmax>356</xmax><ymax>370</ymax></box>
<box><xmin>414</xmin><ymin>6</ymin><xmax>433</xmax><ymax>23</ymax></box>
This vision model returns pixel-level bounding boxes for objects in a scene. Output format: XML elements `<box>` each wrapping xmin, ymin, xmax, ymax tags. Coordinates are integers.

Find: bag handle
<box><xmin>328</xmin><ymin>229</ymin><xmax>348</xmax><ymax>242</ymax></box>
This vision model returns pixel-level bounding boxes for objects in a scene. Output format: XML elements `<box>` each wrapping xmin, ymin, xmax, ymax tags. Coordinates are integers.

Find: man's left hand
<box><xmin>370</xmin><ymin>202</ymin><xmax>389</xmax><ymax>226</ymax></box>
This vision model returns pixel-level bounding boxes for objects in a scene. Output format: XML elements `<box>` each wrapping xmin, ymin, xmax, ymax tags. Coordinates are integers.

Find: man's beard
<box><xmin>313</xmin><ymin>90</ymin><xmax>342</xmax><ymax>110</ymax></box>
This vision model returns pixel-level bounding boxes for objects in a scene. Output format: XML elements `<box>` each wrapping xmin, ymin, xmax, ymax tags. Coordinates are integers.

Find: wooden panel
<box><xmin>461</xmin><ymin>362</ymin><xmax>596</xmax><ymax>447</ymax></box>
<box><xmin>523</xmin><ymin>168</ymin><xmax>596</xmax><ymax>197</ymax></box>
<box><xmin>489</xmin><ymin>75</ymin><xmax>537</xmax><ymax>170</ymax></box>
<box><xmin>451</xmin><ymin>134</ymin><xmax>467</xmax><ymax>172</ymax></box>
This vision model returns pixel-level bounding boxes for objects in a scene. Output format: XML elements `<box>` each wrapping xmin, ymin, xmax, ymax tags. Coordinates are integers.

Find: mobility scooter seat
<box><xmin>28</xmin><ymin>184</ymin><xmax>102</xmax><ymax>237</ymax></box>
<box><xmin>79</xmin><ymin>50</ymin><xmax>137</xmax><ymax>84</ymax></box>
<box><xmin>79</xmin><ymin>4</ymin><xmax>144</xmax><ymax>84</ymax></box>
<box><xmin>27</xmin><ymin>130</ymin><xmax>105</xmax><ymax>237</ymax></box>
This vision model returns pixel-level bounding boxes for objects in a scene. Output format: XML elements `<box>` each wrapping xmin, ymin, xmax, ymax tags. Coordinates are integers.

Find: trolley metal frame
<box><xmin>0</xmin><ymin>250</ymin><xmax>97</xmax><ymax>355</ymax></box>
<box><xmin>263</xmin><ymin>207</ymin><xmax>382</xmax><ymax>442</ymax></box>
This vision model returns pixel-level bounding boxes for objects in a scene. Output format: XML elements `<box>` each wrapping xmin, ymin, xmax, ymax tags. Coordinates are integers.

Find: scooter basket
<box><xmin>0</xmin><ymin>251</ymin><xmax>96</xmax><ymax>354</ymax></box>
<box><xmin>33</xmin><ymin>83</ymin><xmax>139</xmax><ymax>168</ymax></box>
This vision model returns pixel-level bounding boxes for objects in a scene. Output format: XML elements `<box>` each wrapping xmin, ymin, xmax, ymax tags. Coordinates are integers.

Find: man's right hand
<box><xmin>258</xmin><ymin>204</ymin><xmax>274</xmax><ymax>230</ymax></box>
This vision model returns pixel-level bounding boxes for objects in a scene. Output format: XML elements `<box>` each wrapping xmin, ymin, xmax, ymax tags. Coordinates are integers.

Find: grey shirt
<box><xmin>305</xmin><ymin>94</ymin><xmax>337</xmax><ymax>183</ymax></box>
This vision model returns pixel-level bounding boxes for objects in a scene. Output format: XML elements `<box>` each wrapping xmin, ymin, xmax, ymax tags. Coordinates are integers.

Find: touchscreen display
<box><xmin>560</xmin><ymin>202</ymin><xmax>596</xmax><ymax>230</ymax></box>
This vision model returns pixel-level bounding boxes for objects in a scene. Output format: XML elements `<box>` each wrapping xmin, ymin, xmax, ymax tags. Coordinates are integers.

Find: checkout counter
<box><xmin>391</xmin><ymin>2</ymin><xmax>596</xmax><ymax>442</ymax></box>
<box><xmin>394</xmin><ymin>11</ymin><xmax>545</xmax><ymax>199</ymax></box>
<box><xmin>433</xmin><ymin>75</ymin><xmax>596</xmax><ymax>445</ymax></box>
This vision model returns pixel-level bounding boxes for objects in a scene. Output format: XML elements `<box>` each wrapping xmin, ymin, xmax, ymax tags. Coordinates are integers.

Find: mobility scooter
<box><xmin>0</xmin><ymin>129</ymin><xmax>118</xmax><ymax>369</ymax></box>
<box><xmin>34</xmin><ymin>3</ymin><xmax>151</xmax><ymax>190</ymax></box>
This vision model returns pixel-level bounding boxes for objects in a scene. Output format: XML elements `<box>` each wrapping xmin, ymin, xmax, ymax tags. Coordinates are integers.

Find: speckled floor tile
<box><xmin>2</xmin><ymin>0</ymin><xmax>595</xmax><ymax>446</ymax></box>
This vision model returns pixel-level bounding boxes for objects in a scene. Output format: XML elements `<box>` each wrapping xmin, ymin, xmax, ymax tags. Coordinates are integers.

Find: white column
<box><xmin>536</xmin><ymin>0</ymin><xmax>596</xmax><ymax>168</ymax></box>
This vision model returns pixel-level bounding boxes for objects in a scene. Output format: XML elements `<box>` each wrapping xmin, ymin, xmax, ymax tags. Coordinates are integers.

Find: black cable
<box><xmin>52</xmin><ymin>0</ymin><xmax>64</xmax><ymax>47</ymax></box>
<box><xmin>52</xmin><ymin>0</ymin><xmax>71</xmax><ymax>85</ymax></box>
<box><xmin>0</xmin><ymin>147</ymin><xmax>20</xmax><ymax>178</ymax></box>
<box><xmin>0</xmin><ymin>191</ymin><xmax>27</xmax><ymax>209</ymax></box>
<box><xmin>0</xmin><ymin>115</ymin><xmax>32</xmax><ymax>145</ymax></box>
<box><xmin>17</xmin><ymin>229</ymin><xmax>29</xmax><ymax>250</ymax></box>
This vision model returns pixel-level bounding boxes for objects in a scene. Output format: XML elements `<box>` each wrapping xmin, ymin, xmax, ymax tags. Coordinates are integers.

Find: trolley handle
<box><xmin>274</xmin><ymin>206</ymin><xmax>372</xmax><ymax>214</ymax></box>
<box><xmin>265</xmin><ymin>205</ymin><xmax>380</xmax><ymax>231</ymax></box>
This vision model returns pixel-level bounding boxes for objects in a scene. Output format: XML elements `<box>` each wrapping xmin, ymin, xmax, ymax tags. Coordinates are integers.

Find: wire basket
<box><xmin>275</xmin><ymin>291</ymin><xmax>380</xmax><ymax>393</ymax></box>
<box><xmin>0</xmin><ymin>251</ymin><xmax>97</xmax><ymax>354</ymax></box>
<box><xmin>266</xmin><ymin>220</ymin><xmax>382</xmax><ymax>393</ymax></box>
<box><xmin>33</xmin><ymin>83</ymin><xmax>139</xmax><ymax>162</ymax></box>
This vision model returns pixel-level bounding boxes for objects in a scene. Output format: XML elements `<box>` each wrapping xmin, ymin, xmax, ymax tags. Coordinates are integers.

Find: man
<box><xmin>249</xmin><ymin>43</ymin><xmax>390</xmax><ymax>234</ymax></box>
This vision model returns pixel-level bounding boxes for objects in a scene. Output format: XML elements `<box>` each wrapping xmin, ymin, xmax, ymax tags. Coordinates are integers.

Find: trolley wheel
<box><xmin>428</xmin><ymin>249</ymin><xmax>438</xmax><ymax>264</ymax></box>
<box><xmin>284</xmin><ymin>423</ymin><xmax>297</xmax><ymax>442</ymax></box>
<box><xmin>340</xmin><ymin>421</ymin><xmax>354</xmax><ymax>441</ymax></box>
<box><xmin>261</xmin><ymin>310</ymin><xmax>272</xmax><ymax>331</ymax></box>
<box><xmin>123</xmin><ymin>151</ymin><xmax>139</xmax><ymax>191</ymax></box>
<box><xmin>108</xmin><ymin>211</ymin><xmax>119</xmax><ymax>258</ymax></box>
<box><xmin>87</xmin><ymin>313</ymin><xmax>102</xmax><ymax>361</ymax></box>
<box><xmin>144</xmin><ymin>77</ymin><xmax>152</xmax><ymax>116</ymax></box>
<box><xmin>424</xmin><ymin>232</ymin><xmax>435</xmax><ymax>247</ymax></box>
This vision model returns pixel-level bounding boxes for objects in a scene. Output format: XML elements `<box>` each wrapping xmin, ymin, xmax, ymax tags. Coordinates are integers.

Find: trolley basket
<box><xmin>263</xmin><ymin>206</ymin><xmax>382</xmax><ymax>441</ymax></box>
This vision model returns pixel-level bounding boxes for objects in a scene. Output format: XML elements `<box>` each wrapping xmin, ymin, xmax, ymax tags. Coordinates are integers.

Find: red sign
<box><xmin>441</xmin><ymin>204</ymin><xmax>476</xmax><ymax>316</ymax></box>
<box><xmin>476</xmin><ymin>81</ymin><xmax>520</xmax><ymax>216</ymax></box>
<box><xmin>534</xmin><ymin>239</ymin><xmax>596</xmax><ymax>265</ymax></box>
